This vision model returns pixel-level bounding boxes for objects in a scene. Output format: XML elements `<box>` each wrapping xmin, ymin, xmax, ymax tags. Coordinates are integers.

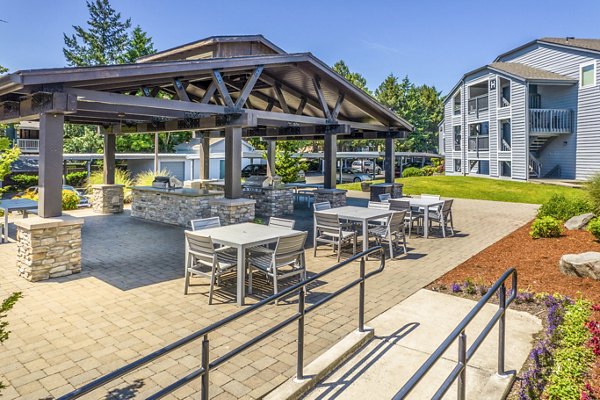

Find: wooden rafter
<box><xmin>212</xmin><ymin>70</ymin><xmax>235</xmax><ymax>108</ymax></box>
<box><xmin>172</xmin><ymin>79</ymin><xmax>190</xmax><ymax>102</ymax></box>
<box><xmin>312</xmin><ymin>76</ymin><xmax>332</xmax><ymax>120</ymax></box>
<box><xmin>273</xmin><ymin>82</ymin><xmax>290</xmax><ymax>114</ymax></box>
<box><xmin>331</xmin><ymin>93</ymin><xmax>345</xmax><ymax>120</ymax></box>
<box><xmin>295</xmin><ymin>96</ymin><xmax>307</xmax><ymax>115</ymax></box>
<box><xmin>234</xmin><ymin>66</ymin><xmax>264</xmax><ymax>108</ymax></box>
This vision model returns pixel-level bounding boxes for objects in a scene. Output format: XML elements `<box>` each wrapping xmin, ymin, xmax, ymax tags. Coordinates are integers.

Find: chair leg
<box><xmin>247</xmin><ymin>266</ymin><xmax>253</xmax><ymax>294</ymax></box>
<box><xmin>208</xmin><ymin>273</ymin><xmax>216</xmax><ymax>305</ymax></box>
<box><xmin>441</xmin><ymin>216</ymin><xmax>446</xmax><ymax>238</ymax></box>
<box><xmin>313</xmin><ymin>238</ymin><xmax>317</xmax><ymax>257</ymax></box>
<box><xmin>337</xmin><ymin>240</ymin><xmax>342</xmax><ymax>262</ymax></box>
<box><xmin>184</xmin><ymin>268</ymin><xmax>190</xmax><ymax>295</ymax></box>
<box><xmin>449</xmin><ymin>213</ymin><xmax>455</xmax><ymax>236</ymax></box>
<box><xmin>273</xmin><ymin>273</ymin><xmax>279</xmax><ymax>305</ymax></box>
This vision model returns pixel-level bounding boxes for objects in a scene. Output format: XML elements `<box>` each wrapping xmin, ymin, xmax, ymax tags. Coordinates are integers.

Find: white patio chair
<box><xmin>247</xmin><ymin>232</ymin><xmax>308</xmax><ymax>303</ymax></box>
<box><xmin>368</xmin><ymin>211</ymin><xmax>407</xmax><ymax>258</ymax></box>
<box><xmin>378</xmin><ymin>193</ymin><xmax>391</xmax><ymax>203</ymax></box>
<box><xmin>313</xmin><ymin>201</ymin><xmax>331</xmax><ymax>211</ymax></box>
<box><xmin>190</xmin><ymin>216</ymin><xmax>221</xmax><ymax>231</ymax></box>
<box><xmin>420</xmin><ymin>194</ymin><xmax>442</xmax><ymax>212</ymax></box>
<box><xmin>367</xmin><ymin>201</ymin><xmax>391</xmax><ymax>227</ymax></box>
<box><xmin>314</xmin><ymin>211</ymin><xmax>357</xmax><ymax>261</ymax></box>
<box><xmin>390</xmin><ymin>199</ymin><xmax>422</xmax><ymax>237</ymax></box>
<box><xmin>184</xmin><ymin>232</ymin><xmax>238</xmax><ymax>304</ymax></box>
<box><xmin>268</xmin><ymin>217</ymin><xmax>296</xmax><ymax>229</ymax></box>
<box><xmin>428</xmin><ymin>199</ymin><xmax>455</xmax><ymax>237</ymax></box>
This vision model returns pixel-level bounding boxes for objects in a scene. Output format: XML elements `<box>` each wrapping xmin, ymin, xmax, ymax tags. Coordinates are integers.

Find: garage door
<box><xmin>160</xmin><ymin>161</ymin><xmax>185</xmax><ymax>181</ymax></box>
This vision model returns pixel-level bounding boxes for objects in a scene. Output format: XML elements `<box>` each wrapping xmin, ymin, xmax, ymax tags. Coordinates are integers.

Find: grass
<box><xmin>338</xmin><ymin>175</ymin><xmax>588</xmax><ymax>204</ymax></box>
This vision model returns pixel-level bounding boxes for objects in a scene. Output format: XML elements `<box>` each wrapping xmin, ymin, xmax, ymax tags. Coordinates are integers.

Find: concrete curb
<box><xmin>264</xmin><ymin>328</ymin><xmax>374</xmax><ymax>400</ymax></box>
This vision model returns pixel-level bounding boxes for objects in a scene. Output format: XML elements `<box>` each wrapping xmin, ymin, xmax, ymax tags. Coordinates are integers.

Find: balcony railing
<box><xmin>16</xmin><ymin>139</ymin><xmax>40</xmax><ymax>153</ymax></box>
<box><xmin>529</xmin><ymin>109</ymin><xmax>572</xmax><ymax>134</ymax></box>
<box><xmin>467</xmin><ymin>95</ymin><xmax>489</xmax><ymax>117</ymax></box>
<box><xmin>453</xmin><ymin>104</ymin><xmax>461</xmax><ymax>115</ymax></box>
<box><xmin>500</xmin><ymin>138</ymin><xmax>511</xmax><ymax>152</ymax></box>
<box><xmin>468</xmin><ymin>136</ymin><xmax>489</xmax><ymax>152</ymax></box>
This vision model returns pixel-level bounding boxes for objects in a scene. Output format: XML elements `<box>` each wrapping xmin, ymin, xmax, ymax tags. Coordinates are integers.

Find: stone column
<box><xmin>314</xmin><ymin>188</ymin><xmax>347</xmax><ymax>208</ymax></box>
<box><xmin>15</xmin><ymin>215</ymin><xmax>84</xmax><ymax>282</ymax></box>
<box><xmin>38</xmin><ymin>113</ymin><xmax>64</xmax><ymax>218</ymax></box>
<box><xmin>92</xmin><ymin>184</ymin><xmax>124</xmax><ymax>214</ymax></box>
<box><xmin>210</xmin><ymin>198</ymin><xmax>256</xmax><ymax>225</ymax></box>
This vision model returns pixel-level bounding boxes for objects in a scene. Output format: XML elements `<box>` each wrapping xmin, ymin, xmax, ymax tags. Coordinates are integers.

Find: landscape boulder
<box><xmin>559</xmin><ymin>252</ymin><xmax>600</xmax><ymax>280</ymax></box>
<box><xmin>564</xmin><ymin>213</ymin><xmax>595</xmax><ymax>230</ymax></box>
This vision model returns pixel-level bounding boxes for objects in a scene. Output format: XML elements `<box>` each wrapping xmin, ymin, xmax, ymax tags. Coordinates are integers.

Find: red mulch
<box><xmin>434</xmin><ymin>220</ymin><xmax>600</xmax><ymax>304</ymax></box>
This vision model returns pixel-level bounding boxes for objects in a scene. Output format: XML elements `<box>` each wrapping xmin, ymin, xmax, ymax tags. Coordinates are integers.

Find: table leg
<box><xmin>424</xmin><ymin>208</ymin><xmax>429</xmax><ymax>239</ymax></box>
<box><xmin>237</xmin><ymin>246</ymin><xmax>246</xmax><ymax>306</ymax></box>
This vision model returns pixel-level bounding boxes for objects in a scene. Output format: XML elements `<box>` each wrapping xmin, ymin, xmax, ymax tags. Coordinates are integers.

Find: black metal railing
<box><xmin>393</xmin><ymin>268</ymin><xmax>517</xmax><ymax>400</ymax></box>
<box><xmin>58</xmin><ymin>246</ymin><xmax>385</xmax><ymax>400</ymax></box>
<box><xmin>468</xmin><ymin>136</ymin><xmax>489</xmax><ymax>152</ymax></box>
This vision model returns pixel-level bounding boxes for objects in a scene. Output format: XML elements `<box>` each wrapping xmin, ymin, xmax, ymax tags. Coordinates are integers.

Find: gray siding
<box><xmin>511</xmin><ymin>82</ymin><xmax>527</xmax><ymax>180</ymax></box>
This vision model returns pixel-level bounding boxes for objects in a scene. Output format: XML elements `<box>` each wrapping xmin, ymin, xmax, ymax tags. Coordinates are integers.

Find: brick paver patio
<box><xmin>0</xmin><ymin>195</ymin><xmax>537</xmax><ymax>399</ymax></box>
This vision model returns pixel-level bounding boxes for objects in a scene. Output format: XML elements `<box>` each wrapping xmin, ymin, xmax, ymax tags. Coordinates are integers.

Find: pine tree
<box><xmin>124</xmin><ymin>26</ymin><xmax>156</xmax><ymax>63</ymax></box>
<box><xmin>332</xmin><ymin>60</ymin><xmax>371</xmax><ymax>95</ymax></box>
<box><xmin>0</xmin><ymin>65</ymin><xmax>7</xmax><ymax>74</ymax></box>
<box><xmin>63</xmin><ymin>0</ymin><xmax>132</xmax><ymax>66</ymax></box>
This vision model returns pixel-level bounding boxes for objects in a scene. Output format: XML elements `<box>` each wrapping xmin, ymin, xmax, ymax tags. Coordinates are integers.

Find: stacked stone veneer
<box><xmin>131</xmin><ymin>188</ymin><xmax>224</xmax><ymax>226</ymax></box>
<box><xmin>15</xmin><ymin>216</ymin><xmax>84</xmax><ymax>282</ymax></box>
<box><xmin>314</xmin><ymin>189</ymin><xmax>347</xmax><ymax>208</ymax></box>
<box><xmin>210</xmin><ymin>198</ymin><xmax>256</xmax><ymax>225</ymax></box>
<box><xmin>92</xmin><ymin>184</ymin><xmax>124</xmax><ymax>214</ymax></box>
<box><xmin>242</xmin><ymin>187</ymin><xmax>293</xmax><ymax>217</ymax></box>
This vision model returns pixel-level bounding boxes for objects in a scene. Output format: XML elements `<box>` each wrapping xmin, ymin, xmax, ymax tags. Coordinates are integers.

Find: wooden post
<box><xmin>38</xmin><ymin>113</ymin><xmax>64</xmax><ymax>218</ymax></box>
<box><xmin>199</xmin><ymin>132</ymin><xmax>210</xmax><ymax>180</ymax></box>
<box><xmin>323</xmin><ymin>134</ymin><xmax>337</xmax><ymax>189</ymax></box>
<box><xmin>103</xmin><ymin>131</ymin><xmax>116</xmax><ymax>185</ymax></box>
<box><xmin>224</xmin><ymin>127</ymin><xmax>242</xmax><ymax>199</ymax></box>
<box><xmin>266</xmin><ymin>140</ymin><xmax>276</xmax><ymax>177</ymax></box>
<box><xmin>154</xmin><ymin>133</ymin><xmax>159</xmax><ymax>173</ymax></box>
<box><xmin>385</xmin><ymin>135</ymin><xmax>395</xmax><ymax>184</ymax></box>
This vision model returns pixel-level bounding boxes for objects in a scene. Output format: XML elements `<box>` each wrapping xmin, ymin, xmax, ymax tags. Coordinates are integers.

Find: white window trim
<box><xmin>497</xmin><ymin>77</ymin><xmax>511</xmax><ymax>109</ymax></box>
<box><xmin>579</xmin><ymin>61</ymin><xmax>596</xmax><ymax>88</ymax></box>
<box><xmin>497</xmin><ymin>118</ymin><xmax>512</xmax><ymax>153</ymax></box>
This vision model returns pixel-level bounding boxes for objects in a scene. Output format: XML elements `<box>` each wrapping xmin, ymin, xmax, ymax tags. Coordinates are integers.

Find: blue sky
<box><xmin>1</xmin><ymin>0</ymin><xmax>600</xmax><ymax>94</ymax></box>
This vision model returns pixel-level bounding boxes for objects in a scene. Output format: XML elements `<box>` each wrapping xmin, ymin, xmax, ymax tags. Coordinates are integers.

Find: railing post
<box><xmin>297</xmin><ymin>286</ymin><xmax>306</xmax><ymax>380</ymax></box>
<box><xmin>201</xmin><ymin>334</ymin><xmax>210</xmax><ymax>400</ymax></box>
<box><xmin>458</xmin><ymin>331</ymin><xmax>467</xmax><ymax>400</ymax></box>
<box><xmin>358</xmin><ymin>256</ymin><xmax>366</xmax><ymax>333</ymax></box>
<box><xmin>498</xmin><ymin>283</ymin><xmax>506</xmax><ymax>376</ymax></box>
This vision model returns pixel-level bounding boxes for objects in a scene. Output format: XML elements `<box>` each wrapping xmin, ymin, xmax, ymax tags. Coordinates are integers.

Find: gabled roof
<box><xmin>136</xmin><ymin>35</ymin><xmax>285</xmax><ymax>63</ymax></box>
<box><xmin>489</xmin><ymin>62</ymin><xmax>575</xmax><ymax>82</ymax></box>
<box><xmin>495</xmin><ymin>37</ymin><xmax>600</xmax><ymax>61</ymax></box>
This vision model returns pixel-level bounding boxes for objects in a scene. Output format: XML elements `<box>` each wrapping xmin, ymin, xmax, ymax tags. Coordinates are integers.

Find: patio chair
<box><xmin>269</xmin><ymin>217</ymin><xmax>296</xmax><ymax>229</ymax></box>
<box><xmin>190</xmin><ymin>217</ymin><xmax>221</xmax><ymax>231</ymax></box>
<box><xmin>313</xmin><ymin>201</ymin><xmax>331</xmax><ymax>211</ymax></box>
<box><xmin>368</xmin><ymin>211</ymin><xmax>407</xmax><ymax>258</ymax></box>
<box><xmin>378</xmin><ymin>193</ymin><xmax>391</xmax><ymax>203</ymax></box>
<box><xmin>390</xmin><ymin>200</ymin><xmax>422</xmax><ymax>237</ymax></box>
<box><xmin>247</xmin><ymin>232</ymin><xmax>308</xmax><ymax>303</ymax></box>
<box><xmin>367</xmin><ymin>201</ymin><xmax>391</xmax><ymax>227</ymax></box>
<box><xmin>421</xmin><ymin>194</ymin><xmax>441</xmax><ymax>200</ymax></box>
<box><xmin>184</xmin><ymin>231</ymin><xmax>238</xmax><ymax>304</ymax></box>
<box><xmin>428</xmin><ymin>199</ymin><xmax>455</xmax><ymax>237</ymax></box>
<box><xmin>314</xmin><ymin>211</ymin><xmax>357</xmax><ymax>261</ymax></box>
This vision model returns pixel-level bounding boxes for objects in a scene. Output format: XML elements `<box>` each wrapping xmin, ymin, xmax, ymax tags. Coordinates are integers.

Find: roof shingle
<box><xmin>489</xmin><ymin>62</ymin><xmax>575</xmax><ymax>82</ymax></box>
<box><xmin>540</xmin><ymin>37</ymin><xmax>600</xmax><ymax>53</ymax></box>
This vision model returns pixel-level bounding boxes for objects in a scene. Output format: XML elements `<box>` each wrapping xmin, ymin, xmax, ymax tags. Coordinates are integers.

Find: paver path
<box><xmin>0</xmin><ymin>197</ymin><xmax>537</xmax><ymax>399</ymax></box>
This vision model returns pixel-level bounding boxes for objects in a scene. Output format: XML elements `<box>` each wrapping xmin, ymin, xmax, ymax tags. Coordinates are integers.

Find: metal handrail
<box><xmin>58</xmin><ymin>246</ymin><xmax>385</xmax><ymax>400</ymax></box>
<box><xmin>393</xmin><ymin>268</ymin><xmax>517</xmax><ymax>400</ymax></box>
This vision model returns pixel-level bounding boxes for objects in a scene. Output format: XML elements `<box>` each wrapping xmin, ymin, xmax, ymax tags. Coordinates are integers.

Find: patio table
<box><xmin>390</xmin><ymin>197</ymin><xmax>444</xmax><ymax>238</ymax></box>
<box><xmin>317</xmin><ymin>206</ymin><xmax>392</xmax><ymax>252</ymax></box>
<box><xmin>0</xmin><ymin>199</ymin><xmax>38</xmax><ymax>243</ymax></box>
<box><xmin>187</xmin><ymin>222</ymin><xmax>304</xmax><ymax>306</ymax></box>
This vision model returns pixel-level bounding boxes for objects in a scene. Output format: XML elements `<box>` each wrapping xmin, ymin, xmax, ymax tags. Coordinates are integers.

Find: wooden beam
<box><xmin>212</xmin><ymin>70</ymin><xmax>235</xmax><ymax>108</ymax></box>
<box><xmin>259</xmin><ymin>71</ymin><xmax>323</xmax><ymax>114</ymax></box>
<box><xmin>172</xmin><ymin>78</ymin><xmax>190</xmax><ymax>102</ymax></box>
<box><xmin>234</xmin><ymin>66</ymin><xmax>263</xmax><ymax>108</ymax></box>
<box><xmin>295</xmin><ymin>96</ymin><xmax>307</xmax><ymax>115</ymax></box>
<box><xmin>312</xmin><ymin>76</ymin><xmax>332</xmax><ymax>120</ymax></box>
<box><xmin>273</xmin><ymin>82</ymin><xmax>290</xmax><ymax>114</ymax></box>
<box><xmin>0</xmin><ymin>92</ymin><xmax>77</xmax><ymax>123</ymax></box>
<box><xmin>331</xmin><ymin>93</ymin><xmax>345</xmax><ymax>120</ymax></box>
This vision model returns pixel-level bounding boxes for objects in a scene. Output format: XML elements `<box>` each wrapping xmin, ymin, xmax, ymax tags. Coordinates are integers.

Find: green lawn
<box><xmin>338</xmin><ymin>175</ymin><xmax>588</xmax><ymax>204</ymax></box>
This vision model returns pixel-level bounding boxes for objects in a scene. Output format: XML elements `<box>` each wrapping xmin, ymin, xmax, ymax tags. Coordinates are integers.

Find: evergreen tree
<box><xmin>332</xmin><ymin>60</ymin><xmax>372</xmax><ymax>95</ymax></box>
<box><xmin>0</xmin><ymin>65</ymin><xmax>7</xmax><ymax>74</ymax></box>
<box><xmin>124</xmin><ymin>26</ymin><xmax>156</xmax><ymax>63</ymax></box>
<box><xmin>63</xmin><ymin>0</ymin><xmax>132</xmax><ymax>66</ymax></box>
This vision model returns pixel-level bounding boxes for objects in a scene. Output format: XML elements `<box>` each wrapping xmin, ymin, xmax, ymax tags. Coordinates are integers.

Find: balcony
<box><xmin>16</xmin><ymin>139</ymin><xmax>40</xmax><ymax>153</ymax></box>
<box><xmin>468</xmin><ymin>136</ymin><xmax>489</xmax><ymax>152</ymax></box>
<box><xmin>467</xmin><ymin>95</ymin><xmax>489</xmax><ymax>117</ymax></box>
<box><xmin>529</xmin><ymin>109</ymin><xmax>572</xmax><ymax>135</ymax></box>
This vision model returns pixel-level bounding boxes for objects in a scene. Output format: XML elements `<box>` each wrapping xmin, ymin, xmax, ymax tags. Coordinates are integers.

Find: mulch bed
<box><xmin>433</xmin><ymin>220</ymin><xmax>600</xmax><ymax>304</ymax></box>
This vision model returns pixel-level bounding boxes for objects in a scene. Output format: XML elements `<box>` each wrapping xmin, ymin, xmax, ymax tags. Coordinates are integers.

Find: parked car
<box><xmin>241</xmin><ymin>164</ymin><xmax>306</xmax><ymax>183</ymax></box>
<box><xmin>351</xmin><ymin>160</ymin><xmax>382</xmax><ymax>174</ymax></box>
<box><xmin>337</xmin><ymin>167</ymin><xmax>372</xmax><ymax>183</ymax></box>
<box><xmin>14</xmin><ymin>185</ymin><xmax>91</xmax><ymax>207</ymax></box>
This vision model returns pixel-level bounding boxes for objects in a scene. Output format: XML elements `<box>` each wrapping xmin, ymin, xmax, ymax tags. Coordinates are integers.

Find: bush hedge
<box><xmin>530</xmin><ymin>216</ymin><xmax>563</xmax><ymax>239</ymax></box>
<box><xmin>17</xmin><ymin>189</ymin><xmax>79</xmax><ymax>210</ymax></box>
<box><xmin>586</xmin><ymin>172</ymin><xmax>600</xmax><ymax>214</ymax></box>
<box><xmin>65</xmin><ymin>171</ymin><xmax>88</xmax><ymax>187</ymax></box>
<box><xmin>537</xmin><ymin>194</ymin><xmax>592</xmax><ymax>222</ymax></box>
<box><xmin>402</xmin><ymin>167</ymin><xmax>425</xmax><ymax>178</ymax></box>
<box><xmin>588</xmin><ymin>218</ymin><xmax>600</xmax><ymax>241</ymax></box>
<box><xmin>10</xmin><ymin>174</ymin><xmax>38</xmax><ymax>190</ymax></box>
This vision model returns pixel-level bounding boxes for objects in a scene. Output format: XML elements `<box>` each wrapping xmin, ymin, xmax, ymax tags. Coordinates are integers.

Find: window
<box><xmin>454</xmin><ymin>159</ymin><xmax>461</xmax><ymax>172</ymax></box>
<box><xmin>499</xmin><ymin>119</ymin><xmax>511</xmax><ymax>151</ymax></box>
<box><xmin>581</xmin><ymin>62</ymin><xmax>596</xmax><ymax>87</ymax></box>
<box><xmin>453</xmin><ymin>126</ymin><xmax>461</xmax><ymax>151</ymax></box>
<box><xmin>500</xmin><ymin>161</ymin><xmax>511</xmax><ymax>177</ymax></box>
<box><xmin>468</xmin><ymin>122</ymin><xmax>489</xmax><ymax>151</ymax></box>
<box><xmin>498</xmin><ymin>77</ymin><xmax>511</xmax><ymax>107</ymax></box>
<box><xmin>453</xmin><ymin>92</ymin><xmax>461</xmax><ymax>115</ymax></box>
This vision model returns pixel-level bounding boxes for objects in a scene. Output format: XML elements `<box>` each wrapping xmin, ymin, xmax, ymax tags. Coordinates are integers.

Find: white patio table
<box><xmin>390</xmin><ymin>197</ymin><xmax>444</xmax><ymax>238</ymax></box>
<box><xmin>317</xmin><ymin>206</ymin><xmax>392</xmax><ymax>252</ymax></box>
<box><xmin>187</xmin><ymin>222</ymin><xmax>303</xmax><ymax>306</ymax></box>
<box><xmin>0</xmin><ymin>199</ymin><xmax>38</xmax><ymax>243</ymax></box>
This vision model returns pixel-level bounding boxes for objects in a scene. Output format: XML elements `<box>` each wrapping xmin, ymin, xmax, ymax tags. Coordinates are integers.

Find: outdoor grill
<box><xmin>152</xmin><ymin>176</ymin><xmax>183</xmax><ymax>190</ymax></box>
<box><xmin>242</xmin><ymin>175</ymin><xmax>268</xmax><ymax>192</ymax></box>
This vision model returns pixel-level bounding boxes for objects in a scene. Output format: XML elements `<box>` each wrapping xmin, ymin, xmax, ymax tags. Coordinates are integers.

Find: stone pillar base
<box><xmin>210</xmin><ymin>198</ymin><xmax>256</xmax><ymax>225</ymax></box>
<box><xmin>314</xmin><ymin>189</ymin><xmax>347</xmax><ymax>208</ymax></box>
<box><xmin>92</xmin><ymin>184</ymin><xmax>124</xmax><ymax>214</ymax></box>
<box><xmin>15</xmin><ymin>216</ymin><xmax>84</xmax><ymax>282</ymax></box>
<box><xmin>242</xmin><ymin>188</ymin><xmax>294</xmax><ymax>217</ymax></box>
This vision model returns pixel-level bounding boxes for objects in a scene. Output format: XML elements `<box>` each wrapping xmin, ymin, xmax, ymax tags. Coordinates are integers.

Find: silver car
<box><xmin>337</xmin><ymin>167</ymin><xmax>372</xmax><ymax>183</ymax></box>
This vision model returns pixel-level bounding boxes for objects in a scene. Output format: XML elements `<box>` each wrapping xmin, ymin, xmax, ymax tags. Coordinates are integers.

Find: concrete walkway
<box><xmin>304</xmin><ymin>290</ymin><xmax>541</xmax><ymax>400</ymax></box>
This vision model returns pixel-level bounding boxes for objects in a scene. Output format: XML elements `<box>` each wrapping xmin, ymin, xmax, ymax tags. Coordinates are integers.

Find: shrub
<box><xmin>537</xmin><ymin>194</ymin><xmax>592</xmax><ymax>222</ymax></box>
<box><xmin>10</xmin><ymin>174</ymin><xmax>38</xmax><ymax>190</ymax></box>
<box><xmin>402</xmin><ymin>167</ymin><xmax>425</xmax><ymax>178</ymax></box>
<box><xmin>586</xmin><ymin>172</ymin><xmax>600</xmax><ymax>214</ymax></box>
<box><xmin>530</xmin><ymin>216</ymin><xmax>562</xmax><ymax>239</ymax></box>
<box><xmin>133</xmin><ymin>169</ymin><xmax>172</xmax><ymax>187</ymax></box>
<box><xmin>0</xmin><ymin>292</ymin><xmax>21</xmax><ymax>393</ymax></box>
<box><xmin>65</xmin><ymin>171</ymin><xmax>88</xmax><ymax>187</ymax></box>
<box><xmin>17</xmin><ymin>189</ymin><xmax>80</xmax><ymax>210</ymax></box>
<box><xmin>588</xmin><ymin>218</ymin><xmax>600</xmax><ymax>241</ymax></box>
<box><xmin>422</xmin><ymin>166</ymin><xmax>437</xmax><ymax>176</ymax></box>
